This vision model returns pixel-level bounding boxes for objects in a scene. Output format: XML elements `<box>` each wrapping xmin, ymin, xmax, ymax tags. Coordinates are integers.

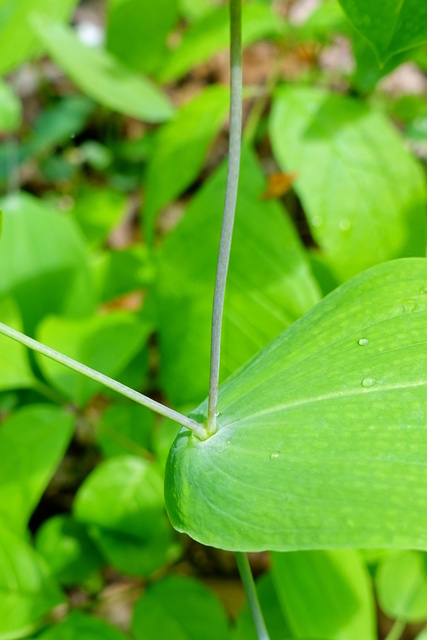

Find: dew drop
<box><xmin>358</xmin><ymin>338</ymin><xmax>369</xmax><ymax>346</ymax></box>
<box><xmin>361</xmin><ymin>377</ymin><xmax>376</xmax><ymax>388</ymax></box>
<box><xmin>339</xmin><ymin>219</ymin><xmax>352</xmax><ymax>232</ymax></box>
<box><xmin>421</xmin><ymin>287</ymin><xmax>427</xmax><ymax>295</ymax></box>
<box><xmin>270</xmin><ymin>452</ymin><xmax>280</xmax><ymax>460</ymax></box>
<box><xmin>311</xmin><ymin>216</ymin><xmax>323</xmax><ymax>228</ymax></box>
<box><xmin>402</xmin><ymin>299</ymin><xmax>417</xmax><ymax>313</ymax></box>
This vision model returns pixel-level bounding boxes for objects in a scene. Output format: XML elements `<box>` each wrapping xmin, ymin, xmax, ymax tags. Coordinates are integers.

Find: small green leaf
<box><xmin>270</xmin><ymin>86</ymin><xmax>427</xmax><ymax>282</ymax></box>
<box><xmin>97</xmin><ymin>403</ymin><xmax>154</xmax><ymax>459</ymax></box>
<box><xmin>37</xmin><ymin>612</ymin><xmax>128</xmax><ymax>640</ymax></box>
<box><xmin>376</xmin><ymin>551</ymin><xmax>427</xmax><ymax>622</ymax></box>
<box><xmin>0</xmin><ymin>0</ymin><xmax>78</xmax><ymax>75</ymax></box>
<box><xmin>106</xmin><ymin>0</ymin><xmax>179</xmax><ymax>75</ymax></box>
<box><xmin>144</xmin><ymin>85</ymin><xmax>230</xmax><ymax>242</ymax></box>
<box><xmin>165</xmin><ymin>259</ymin><xmax>427</xmax><ymax>551</ymax></box>
<box><xmin>0</xmin><ymin>192</ymin><xmax>94</xmax><ymax>333</ymax></box>
<box><xmin>32</xmin><ymin>20</ymin><xmax>174</xmax><ymax>123</ymax></box>
<box><xmin>0</xmin><ymin>526</ymin><xmax>64</xmax><ymax>640</ymax></box>
<box><xmin>35</xmin><ymin>516</ymin><xmax>104</xmax><ymax>587</ymax></box>
<box><xmin>0</xmin><ymin>80</ymin><xmax>21</xmax><ymax>132</ymax></box>
<box><xmin>0</xmin><ymin>298</ymin><xmax>35</xmax><ymax>391</ymax></box>
<box><xmin>272</xmin><ymin>550</ymin><xmax>376</xmax><ymax>639</ymax></box>
<box><xmin>36</xmin><ymin>312</ymin><xmax>150</xmax><ymax>406</ymax></box>
<box><xmin>0</xmin><ymin>405</ymin><xmax>73</xmax><ymax>536</ymax></box>
<box><xmin>338</xmin><ymin>0</ymin><xmax>427</xmax><ymax>64</ymax></box>
<box><xmin>132</xmin><ymin>575</ymin><xmax>232</xmax><ymax>640</ymax></box>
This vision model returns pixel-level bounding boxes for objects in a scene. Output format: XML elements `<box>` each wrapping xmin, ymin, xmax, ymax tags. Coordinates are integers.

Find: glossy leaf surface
<box><xmin>33</xmin><ymin>20</ymin><xmax>174</xmax><ymax>123</ymax></box>
<box><xmin>0</xmin><ymin>298</ymin><xmax>34</xmax><ymax>391</ymax></box>
<box><xmin>0</xmin><ymin>406</ymin><xmax>74</xmax><ymax>535</ymax></box>
<box><xmin>270</xmin><ymin>86</ymin><xmax>427</xmax><ymax>282</ymax></box>
<box><xmin>0</xmin><ymin>526</ymin><xmax>63</xmax><ymax>640</ymax></box>
<box><xmin>165</xmin><ymin>259</ymin><xmax>427</xmax><ymax>551</ymax></box>
<box><xmin>156</xmin><ymin>147</ymin><xmax>320</xmax><ymax>406</ymax></box>
<box><xmin>338</xmin><ymin>0</ymin><xmax>427</xmax><ymax>64</ymax></box>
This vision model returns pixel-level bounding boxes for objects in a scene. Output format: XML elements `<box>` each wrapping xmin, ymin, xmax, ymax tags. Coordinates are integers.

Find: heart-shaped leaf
<box><xmin>165</xmin><ymin>258</ymin><xmax>427</xmax><ymax>551</ymax></box>
<box><xmin>338</xmin><ymin>0</ymin><xmax>427</xmax><ymax>64</ymax></box>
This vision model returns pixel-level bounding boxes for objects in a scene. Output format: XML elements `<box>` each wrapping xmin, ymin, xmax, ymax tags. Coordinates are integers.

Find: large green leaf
<box><xmin>159</xmin><ymin>2</ymin><xmax>286</xmax><ymax>81</ymax></box>
<box><xmin>269</xmin><ymin>85</ymin><xmax>427</xmax><ymax>282</ymax></box>
<box><xmin>155</xmin><ymin>147</ymin><xmax>320</xmax><ymax>406</ymax></box>
<box><xmin>36</xmin><ymin>312</ymin><xmax>150</xmax><ymax>406</ymax></box>
<box><xmin>144</xmin><ymin>85</ymin><xmax>229</xmax><ymax>242</ymax></box>
<box><xmin>0</xmin><ymin>405</ymin><xmax>74</xmax><ymax>535</ymax></box>
<box><xmin>0</xmin><ymin>526</ymin><xmax>63</xmax><ymax>640</ymax></box>
<box><xmin>271</xmin><ymin>550</ymin><xmax>376</xmax><ymax>639</ymax></box>
<box><xmin>0</xmin><ymin>0</ymin><xmax>78</xmax><ymax>75</ymax></box>
<box><xmin>0</xmin><ymin>192</ymin><xmax>94</xmax><ymax>333</ymax></box>
<box><xmin>338</xmin><ymin>0</ymin><xmax>427</xmax><ymax>64</ymax></box>
<box><xmin>165</xmin><ymin>258</ymin><xmax>427</xmax><ymax>551</ymax></box>
<box><xmin>32</xmin><ymin>20</ymin><xmax>174</xmax><ymax>123</ymax></box>
<box><xmin>0</xmin><ymin>298</ymin><xmax>34</xmax><ymax>391</ymax></box>
<box><xmin>132</xmin><ymin>575</ymin><xmax>231</xmax><ymax>640</ymax></box>
<box><xmin>106</xmin><ymin>0</ymin><xmax>179</xmax><ymax>75</ymax></box>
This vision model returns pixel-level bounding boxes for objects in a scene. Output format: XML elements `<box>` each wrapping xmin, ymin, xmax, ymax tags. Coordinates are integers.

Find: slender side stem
<box><xmin>0</xmin><ymin>322</ymin><xmax>207</xmax><ymax>440</ymax></box>
<box><xmin>384</xmin><ymin>619</ymin><xmax>406</xmax><ymax>640</ymax></box>
<box><xmin>207</xmin><ymin>0</ymin><xmax>242</xmax><ymax>436</ymax></box>
<box><xmin>235</xmin><ymin>553</ymin><xmax>270</xmax><ymax>640</ymax></box>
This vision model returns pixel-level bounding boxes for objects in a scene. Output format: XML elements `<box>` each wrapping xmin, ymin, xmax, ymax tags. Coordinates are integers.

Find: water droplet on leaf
<box><xmin>402</xmin><ymin>299</ymin><xmax>417</xmax><ymax>313</ymax></box>
<box><xmin>339</xmin><ymin>219</ymin><xmax>352</xmax><ymax>232</ymax></box>
<box><xmin>358</xmin><ymin>338</ymin><xmax>369</xmax><ymax>346</ymax></box>
<box><xmin>311</xmin><ymin>216</ymin><xmax>323</xmax><ymax>228</ymax></box>
<box><xmin>270</xmin><ymin>452</ymin><xmax>280</xmax><ymax>460</ymax></box>
<box><xmin>361</xmin><ymin>377</ymin><xmax>376</xmax><ymax>388</ymax></box>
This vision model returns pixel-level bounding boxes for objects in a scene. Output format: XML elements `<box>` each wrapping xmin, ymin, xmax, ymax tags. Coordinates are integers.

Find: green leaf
<box><xmin>0</xmin><ymin>405</ymin><xmax>73</xmax><ymax>536</ymax></box>
<box><xmin>159</xmin><ymin>2</ymin><xmax>286</xmax><ymax>81</ymax></box>
<box><xmin>0</xmin><ymin>192</ymin><xmax>94</xmax><ymax>333</ymax></box>
<box><xmin>97</xmin><ymin>403</ymin><xmax>154</xmax><ymax>459</ymax></box>
<box><xmin>74</xmin><ymin>456</ymin><xmax>178</xmax><ymax>577</ymax></box>
<box><xmin>0</xmin><ymin>80</ymin><xmax>21</xmax><ymax>132</ymax></box>
<box><xmin>338</xmin><ymin>0</ymin><xmax>427</xmax><ymax>64</ymax></box>
<box><xmin>132</xmin><ymin>575</ymin><xmax>231</xmax><ymax>640</ymax></box>
<box><xmin>74</xmin><ymin>456</ymin><xmax>164</xmax><ymax>540</ymax></box>
<box><xmin>32</xmin><ymin>20</ymin><xmax>174</xmax><ymax>123</ymax></box>
<box><xmin>0</xmin><ymin>0</ymin><xmax>78</xmax><ymax>75</ymax></box>
<box><xmin>0</xmin><ymin>298</ymin><xmax>35</xmax><ymax>391</ymax></box>
<box><xmin>165</xmin><ymin>258</ymin><xmax>427</xmax><ymax>551</ymax></box>
<box><xmin>36</xmin><ymin>312</ymin><xmax>150</xmax><ymax>406</ymax></box>
<box><xmin>106</xmin><ymin>0</ymin><xmax>179</xmax><ymax>75</ymax></box>
<box><xmin>269</xmin><ymin>85</ymin><xmax>427</xmax><ymax>282</ymax></box>
<box><xmin>376</xmin><ymin>551</ymin><xmax>427</xmax><ymax>622</ymax></box>
<box><xmin>155</xmin><ymin>147</ymin><xmax>320</xmax><ymax>406</ymax></box>
<box><xmin>37</xmin><ymin>612</ymin><xmax>128</xmax><ymax>640</ymax></box>
<box><xmin>69</xmin><ymin>187</ymin><xmax>127</xmax><ymax>249</ymax></box>
<box><xmin>144</xmin><ymin>85</ymin><xmax>230</xmax><ymax>242</ymax></box>
<box><xmin>35</xmin><ymin>516</ymin><xmax>104</xmax><ymax>587</ymax></box>
<box><xmin>0</xmin><ymin>525</ymin><xmax>63</xmax><ymax>640</ymax></box>
<box><xmin>271</xmin><ymin>550</ymin><xmax>376</xmax><ymax>639</ymax></box>
<box><xmin>92</xmin><ymin>245</ymin><xmax>154</xmax><ymax>304</ymax></box>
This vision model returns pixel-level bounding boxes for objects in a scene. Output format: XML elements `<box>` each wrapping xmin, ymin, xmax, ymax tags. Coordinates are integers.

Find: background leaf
<box><xmin>269</xmin><ymin>85</ymin><xmax>427</xmax><ymax>282</ymax></box>
<box><xmin>0</xmin><ymin>298</ymin><xmax>35</xmax><ymax>391</ymax></box>
<box><xmin>37</xmin><ymin>612</ymin><xmax>128</xmax><ymax>640</ymax></box>
<box><xmin>0</xmin><ymin>405</ymin><xmax>73</xmax><ymax>536</ymax></box>
<box><xmin>33</xmin><ymin>20</ymin><xmax>174</xmax><ymax>123</ymax></box>
<box><xmin>376</xmin><ymin>551</ymin><xmax>427</xmax><ymax>622</ymax></box>
<box><xmin>165</xmin><ymin>259</ymin><xmax>427</xmax><ymax>551</ymax></box>
<box><xmin>338</xmin><ymin>0</ymin><xmax>427</xmax><ymax>64</ymax></box>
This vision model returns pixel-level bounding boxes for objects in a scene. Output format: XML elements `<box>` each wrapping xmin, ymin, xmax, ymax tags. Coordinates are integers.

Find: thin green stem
<box><xmin>207</xmin><ymin>0</ymin><xmax>242</xmax><ymax>436</ymax></box>
<box><xmin>235</xmin><ymin>553</ymin><xmax>270</xmax><ymax>640</ymax></box>
<box><xmin>0</xmin><ymin>322</ymin><xmax>207</xmax><ymax>440</ymax></box>
<box><xmin>384</xmin><ymin>619</ymin><xmax>406</xmax><ymax>640</ymax></box>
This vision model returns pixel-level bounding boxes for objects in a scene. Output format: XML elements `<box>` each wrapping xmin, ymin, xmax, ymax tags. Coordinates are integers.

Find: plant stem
<box><xmin>0</xmin><ymin>322</ymin><xmax>207</xmax><ymax>440</ymax></box>
<box><xmin>235</xmin><ymin>553</ymin><xmax>270</xmax><ymax>640</ymax></box>
<box><xmin>207</xmin><ymin>0</ymin><xmax>242</xmax><ymax>436</ymax></box>
<box><xmin>384</xmin><ymin>619</ymin><xmax>406</xmax><ymax>640</ymax></box>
